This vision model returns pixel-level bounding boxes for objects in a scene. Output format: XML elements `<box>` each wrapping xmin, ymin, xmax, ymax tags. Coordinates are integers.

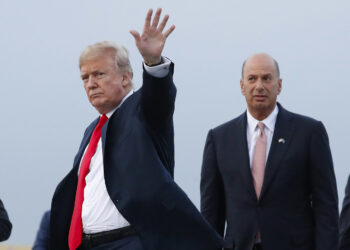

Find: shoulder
<box><xmin>278</xmin><ymin>104</ymin><xmax>324</xmax><ymax>129</ymax></box>
<box><xmin>211</xmin><ymin>112</ymin><xmax>245</xmax><ymax>134</ymax></box>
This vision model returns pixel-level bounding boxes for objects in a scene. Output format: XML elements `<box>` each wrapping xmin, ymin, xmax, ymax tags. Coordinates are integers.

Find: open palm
<box><xmin>130</xmin><ymin>8</ymin><xmax>175</xmax><ymax>66</ymax></box>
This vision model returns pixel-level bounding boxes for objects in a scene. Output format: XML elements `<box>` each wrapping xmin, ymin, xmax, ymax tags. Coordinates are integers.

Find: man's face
<box><xmin>80</xmin><ymin>53</ymin><xmax>130</xmax><ymax>114</ymax></box>
<box><xmin>240</xmin><ymin>54</ymin><xmax>282</xmax><ymax>119</ymax></box>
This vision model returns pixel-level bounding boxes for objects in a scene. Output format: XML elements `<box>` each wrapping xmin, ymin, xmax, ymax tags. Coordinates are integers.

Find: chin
<box><xmin>253</xmin><ymin>102</ymin><xmax>268</xmax><ymax>109</ymax></box>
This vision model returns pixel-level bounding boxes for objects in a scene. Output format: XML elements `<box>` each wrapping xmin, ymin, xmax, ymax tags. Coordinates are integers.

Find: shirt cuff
<box><xmin>143</xmin><ymin>57</ymin><xmax>171</xmax><ymax>78</ymax></box>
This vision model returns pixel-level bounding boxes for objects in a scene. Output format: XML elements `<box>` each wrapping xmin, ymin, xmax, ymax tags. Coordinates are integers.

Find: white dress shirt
<box><xmin>246</xmin><ymin>105</ymin><xmax>279</xmax><ymax>167</ymax></box>
<box><xmin>81</xmin><ymin>57</ymin><xmax>171</xmax><ymax>234</ymax></box>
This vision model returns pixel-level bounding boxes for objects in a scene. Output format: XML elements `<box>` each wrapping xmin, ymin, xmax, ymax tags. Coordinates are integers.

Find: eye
<box><xmin>97</xmin><ymin>72</ymin><xmax>105</xmax><ymax>78</ymax></box>
<box><xmin>81</xmin><ymin>75</ymin><xmax>88</xmax><ymax>82</ymax></box>
<box><xmin>248</xmin><ymin>76</ymin><xmax>255</xmax><ymax>81</ymax></box>
<box><xmin>263</xmin><ymin>75</ymin><xmax>271</xmax><ymax>81</ymax></box>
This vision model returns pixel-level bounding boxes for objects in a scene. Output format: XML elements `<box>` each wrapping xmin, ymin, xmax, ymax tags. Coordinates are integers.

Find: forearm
<box><xmin>141</xmin><ymin>61</ymin><xmax>176</xmax><ymax>127</ymax></box>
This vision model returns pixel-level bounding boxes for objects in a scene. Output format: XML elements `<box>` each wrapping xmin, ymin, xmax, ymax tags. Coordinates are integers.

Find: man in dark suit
<box><xmin>50</xmin><ymin>8</ymin><xmax>222</xmax><ymax>250</ymax></box>
<box><xmin>0</xmin><ymin>199</ymin><xmax>12</xmax><ymax>242</ymax></box>
<box><xmin>200</xmin><ymin>53</ymin><xmax>339</xmax><ymax>250</ymax></box>
<box><xmin>33</xmin><ymin>210</ymin><xmax>50</xmax><ymax>250</ymax></box>
<box><xmin>340</xmin><ymin>175</ymin><xmax>350</xmax><ymax>249</ymax></box>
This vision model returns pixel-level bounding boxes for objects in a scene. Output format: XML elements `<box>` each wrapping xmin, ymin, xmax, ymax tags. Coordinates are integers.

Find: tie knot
<box><xmin>98</xmin><ymin>114</ymin><xmax>108</xmax><ymax>127</ymax></box>
<box><xmin>257</xmin><ymin>122</ymin><xmax>265</xmax><ymax>133</ymax></box>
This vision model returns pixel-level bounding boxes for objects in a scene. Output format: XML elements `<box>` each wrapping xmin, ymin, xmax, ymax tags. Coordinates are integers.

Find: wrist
<box><xmin>144</xmin><ymin>57</ymin><xmax>163</xmax><ymax>66</ymax></box>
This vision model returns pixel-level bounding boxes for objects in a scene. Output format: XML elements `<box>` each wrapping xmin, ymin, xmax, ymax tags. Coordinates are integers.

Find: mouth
<box><xmin>90</xmin><ymin>93</ymin><xmax>102</xmax><ymax>99</ymax></box>
<box><xmin>253</xmin><ymin>95</ymin><xmax>267</xmax><ymax>101</ymax></box>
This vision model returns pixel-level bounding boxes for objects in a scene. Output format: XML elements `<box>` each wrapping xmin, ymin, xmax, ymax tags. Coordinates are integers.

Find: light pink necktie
<box><xmin>251</xmin><ymin>122</ymin><xmax>267</xmax><ymax>199</ymax></box>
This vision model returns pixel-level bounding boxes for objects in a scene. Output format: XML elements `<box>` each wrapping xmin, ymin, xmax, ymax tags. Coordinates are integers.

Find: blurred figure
<box><xmin>0</xmin><ymin>199</ymin><xmax>12</xmax><ymax>241</ymax></box>
<box><xmin>340</xmin><ymin>175</ymin><xmax>350</xmax><ymax>249</ymax></box>
<box><xmin>33</xmin><ymin>210</ymin><xmax>50</xmax><ymax>250</ymax></box>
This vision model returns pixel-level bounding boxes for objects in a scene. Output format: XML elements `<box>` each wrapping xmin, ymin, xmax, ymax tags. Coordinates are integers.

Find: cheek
<box><xmin>83</xmin><ymin>86</ymin><xmax>89</xmax><ymax>97</ymax></box>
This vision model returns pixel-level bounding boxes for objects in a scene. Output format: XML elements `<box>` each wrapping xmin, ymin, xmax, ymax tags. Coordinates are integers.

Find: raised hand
<box><xmin>130</xmin><ymin>8</ymin><xmax>175</xmax><ymax>66</ymax></box>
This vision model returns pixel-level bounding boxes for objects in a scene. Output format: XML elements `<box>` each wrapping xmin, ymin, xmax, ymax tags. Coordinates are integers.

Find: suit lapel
<box><xmin>101</xmin><ymin>118</ymin><xmax>110</xmax><ymax>155</ymax></box>
<box><xmin>102</xmin><ymin>105</ymin><xmax>123</xmax><ymax>155</ymax></box>
<box><xmin>234</xmin><ymin>113</ymin><xmax>257</xmax><ymax>200</ymax></box>
<box><xmin>72</xmin><ymin>118</ymin><xmax>99</xmax><ymax>171</ymax></box>
<box><xmin>260</xmin><ymin>104</ymin><xmax>295</xmax><ymax>200</ymax></box>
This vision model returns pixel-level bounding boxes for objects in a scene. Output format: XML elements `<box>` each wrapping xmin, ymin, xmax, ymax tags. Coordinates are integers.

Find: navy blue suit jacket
<box><xmin>50</xmin><ymin>64</ymin><xmax>223</xmax><ymax>250</ymax></box>
<box><xmin>0</xmin><ymin>199</ymin><xmax>11</xmax><ymax>242</ymax></box>
<box><xmin>339</xmin><ymin>175</ymin><xmax>350</xmax><ymax>249</ymax></box>
<box><xmin>200</xmin><ymin>104</ymin><xmax>339</xmax><ymax>250</ymax></box>
<box><xmin>33</xmin><ymin>210</ymin><xmax>50</xmax><ymax>250</ymax></box>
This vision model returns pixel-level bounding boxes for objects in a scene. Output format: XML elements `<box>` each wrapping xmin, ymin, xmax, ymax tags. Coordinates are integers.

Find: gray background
<box><xmin>0</xmin><ymin>0</ymin><xmax>349</xmax><ymax>245</ymax></box>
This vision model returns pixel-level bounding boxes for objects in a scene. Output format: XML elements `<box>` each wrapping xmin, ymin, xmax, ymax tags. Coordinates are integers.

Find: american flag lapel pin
<box><xmin>278</xmin><ymin>138</ymin><xmax>285</xmax><ymax>144</ymax></box>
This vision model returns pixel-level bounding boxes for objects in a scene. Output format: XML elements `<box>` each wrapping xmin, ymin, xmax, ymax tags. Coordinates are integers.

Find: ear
<box><xmin>240</xmin><ymin>79</ymin><xmax>245</xmax><ymax>96</ymax></box>
<box><xmin>277</xmin><ymin>78</ymin><xmax>282</xmax><ymax>95</ymax></box>
<box><xmin>121</xmin><ymin>72</ymin><xmax>131</xmax><ymax>87</ymax></box>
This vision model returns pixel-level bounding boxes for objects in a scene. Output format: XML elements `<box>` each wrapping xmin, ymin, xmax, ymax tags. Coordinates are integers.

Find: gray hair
<box><xmin>79</xmin><ymin>41</ymin><xmax>133</xmax><ymax>80</ymax></box>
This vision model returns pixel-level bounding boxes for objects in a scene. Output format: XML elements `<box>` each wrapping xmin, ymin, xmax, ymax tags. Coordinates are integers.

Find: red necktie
<box><xmin>68</xmin><ymin>114</ymin><xmax>108</xmax><ymax>250</ymax></box>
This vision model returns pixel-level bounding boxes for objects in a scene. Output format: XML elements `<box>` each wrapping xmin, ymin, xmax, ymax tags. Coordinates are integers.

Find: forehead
<box><xmin>80</xmin><ymin>53</ymin><xmax>115</xmax><ymax>74</ymax></box>
<box><xmin>243</xmin><ymin>55</ymin><xmax>277</xmax><ymax>76</ymax></box>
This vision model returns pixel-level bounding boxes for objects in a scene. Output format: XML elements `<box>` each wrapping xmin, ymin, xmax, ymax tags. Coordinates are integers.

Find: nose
<box><xmin>255</xmin><ymin>79</ymin><xmax>264</xmax><ymax>91</ymax></box>
<box><xmin>86</xmin><ymin>75</ymin><xmax>97</xmax><ymax>89</ymax></box>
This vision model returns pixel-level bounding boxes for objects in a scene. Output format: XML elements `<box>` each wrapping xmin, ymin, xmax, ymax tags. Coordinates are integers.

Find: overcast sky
<box><xmin>0</xmin><ymin>0</ymin><xmax>349</xmax><ymax>245</ymax></box>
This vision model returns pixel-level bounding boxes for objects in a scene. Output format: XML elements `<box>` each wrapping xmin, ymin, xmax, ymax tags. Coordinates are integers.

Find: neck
<box><xmin>248</xmin><ymin>105</ymin><xmax>276</xmax><ymax>121</ymax></box>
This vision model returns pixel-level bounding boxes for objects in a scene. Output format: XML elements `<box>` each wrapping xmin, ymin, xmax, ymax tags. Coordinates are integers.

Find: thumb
<box><xmin>129</xmin><ymin>30</ymin><xmax>141</xmax><ymax>43</ymax></box>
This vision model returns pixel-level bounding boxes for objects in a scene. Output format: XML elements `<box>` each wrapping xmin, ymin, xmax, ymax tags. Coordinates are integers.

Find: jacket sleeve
<box><xmin>0</xmin><ymin>199</ymin><xmax>12</xmax><ymax>242</ymax></box>
<box><xmin>309</xmin><ymin>121</ymin><xmax>339</xmax><ymax>250</ymax></box>
<box><xmin>141</xmin><ymin>62</ymin><xmax>176</xmax><ymax>130</ymax></box>
<box><xmin>339</xmin><ymin>176</ymin><xmax>350</xmax><ymax>250</ymax></box>
<box><xmin>140</xmin><ymin>62</ymin><xmax>176</xmax><ymax>177</ymax></box>
<box><xmin>200</xmin><ymin>130</ymin><xmax>226</xmax><ymax>237</ymax></box>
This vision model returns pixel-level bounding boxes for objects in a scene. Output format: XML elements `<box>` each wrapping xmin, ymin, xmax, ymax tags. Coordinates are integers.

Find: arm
<box><xmin>200</xmin><ymin>130</ymin><xmax>226</xmax><ymax>236</ymax></box>
<box><xmin>130</xmin><ymin>9</ymin><xmax>176</xmax><ymax>128</ymax></box>
<box><xmin>309</xmin><ymin>121</ymin><xmax>339</xmax><ymax>250</ymax></box>
<box><xmin>340</xmin><ymin>176</ymin><xmax>350</xmax><ymax>250</ymax></box>
<box><xmin>0</xmin><ymin>200</ymin><xmax>12</xmax><ymax>242</ymax></box>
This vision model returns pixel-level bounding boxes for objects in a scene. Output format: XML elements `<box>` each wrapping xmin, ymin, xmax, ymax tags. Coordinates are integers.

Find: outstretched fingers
<box><xmin>164</xmin><ymin>25</ymin><xmax>175</xmax><ymax>38</ymax></box>
<box><xmin>143</xmin><ymin>9</ymin><xmax>153</xmax><ymax>33</ymax></box>
<box><xmin>158</xmin><ymin>14</ymin><xmax>169</xmax><ymax>32</ymax></box>
<box><xmin>151</xmin><ymin>8</ymin><xmax>162</xmax><ymax>28</ymax></box>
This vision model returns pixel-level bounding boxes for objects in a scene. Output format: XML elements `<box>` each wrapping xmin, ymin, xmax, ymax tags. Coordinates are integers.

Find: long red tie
<box><xmin>68</xmin><ymin>114</ymin><xmax>108</xmax><ymax>250</ymax></box>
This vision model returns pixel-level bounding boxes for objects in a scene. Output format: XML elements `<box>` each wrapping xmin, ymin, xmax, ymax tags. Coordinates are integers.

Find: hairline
<box><xmin>79</xmin><ymin>42</ymin><xmax>134</xmax><ymax>80</ymax></box>
<box><xmin>241</xmin><ymin>57</ymin><xmax>280</xmax><ymax>79</ymax></box>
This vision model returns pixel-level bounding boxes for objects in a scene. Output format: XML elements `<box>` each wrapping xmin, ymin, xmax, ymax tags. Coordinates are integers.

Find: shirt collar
<box><xmin>246</xmin><ymin>104</ymin><xmax>279</xmax><ymax>133</ymax></box>
<box><xmin>105</xmin><ymin>90</ymin><xmax>134</xmax><ymax>118</ymax></box>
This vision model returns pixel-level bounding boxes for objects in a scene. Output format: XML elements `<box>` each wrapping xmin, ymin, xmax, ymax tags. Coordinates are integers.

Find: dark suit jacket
<box><xmin>33</xmin><ymin>210</ymin><xmax>50</xmax><ymax>250</ymax></box>
<box><xmin>340</xmin><ymin>176</ymin><xmax>350</xmax><ymax>249</ymax></box>
<box><xmin>200</xmin><ymin>103</ymin><xmax>339</xmax><ymax>250</ymax></box>
<box><xmin>50</xmin><ymin>64</ymin><xmax>223</xmax><ymax>250</ymax></box>
<box><xmin>0</xmin><ymin>199</ymin><xmax>11</xmax><ymax>242</ymax></box>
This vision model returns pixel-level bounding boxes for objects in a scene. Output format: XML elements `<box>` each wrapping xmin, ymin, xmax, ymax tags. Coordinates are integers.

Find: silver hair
<box><xmin>79</xmin><ymin>41</ymin><xmax>134</xmax><ymax>80</ymax></box>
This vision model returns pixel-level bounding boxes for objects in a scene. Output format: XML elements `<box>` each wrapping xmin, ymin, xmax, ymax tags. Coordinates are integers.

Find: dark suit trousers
<box><xmin>80</xmin><ymin>235</ymin><xmax>144</xmax><ymax>250</ymax></box>
<box><xmin>224</xmin><ymin>243</ymin><xmax>263</xmax><ymax>250</ymax></box>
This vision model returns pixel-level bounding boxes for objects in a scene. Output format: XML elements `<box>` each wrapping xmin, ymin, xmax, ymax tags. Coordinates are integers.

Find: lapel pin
<box><xmin>278</xmin><ymin>138</ymin><xmax>285</xmax><ymax>144</ymax></box>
